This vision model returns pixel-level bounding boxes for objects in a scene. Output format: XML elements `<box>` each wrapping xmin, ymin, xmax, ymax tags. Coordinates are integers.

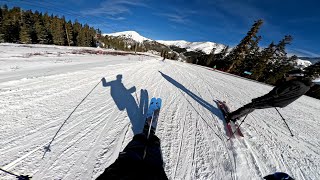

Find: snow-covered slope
<box><xmin>295</xmin><ymin>58</ymin><xmax>312</xmax><ymax>68</ymax></box>
<box><xmin>1</xmin><ymin>44</ymin><xmax>320</xmax><ymax>180</ymax></box>
<box><xmin>157</xmin><ymin>40</ymin><xmax>226</xmax><ymax>54</ymax></box>
<box><xmin>103</xmin><ymin>31</ymin><xmax>151</xmax><ymax>43</ymax></box>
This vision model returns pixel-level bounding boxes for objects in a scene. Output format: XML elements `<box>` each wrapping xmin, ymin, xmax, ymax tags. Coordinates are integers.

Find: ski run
<box><xmin>0</xmin><ymin>44</ymin><xmax>320</xmax><ymax>180</ymax></box>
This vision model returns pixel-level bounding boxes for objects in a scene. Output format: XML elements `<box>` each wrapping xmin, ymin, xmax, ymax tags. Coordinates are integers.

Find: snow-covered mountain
<box><xmin>298</xmin><ymin>57</ymin><xmax>320</xmax><ymax>64</ymax></box>
<box><xmin>294</xmin><ymin>58</ymin><xmax>312</xmax><ymax>68</ymax></box>
<box><xmin>156</xmin><ymin>40</ymin><xmax>226</xmax><ymax>54</ymax></box>
<box><xmin>103</xmin><ymin>31</ymin><xmax>226</xmax><ymax>54</ymax></box>
<box><xmin>103</xmin><ymin>31</ymin><xmax>151</xmax><ymax>43</ymax></box>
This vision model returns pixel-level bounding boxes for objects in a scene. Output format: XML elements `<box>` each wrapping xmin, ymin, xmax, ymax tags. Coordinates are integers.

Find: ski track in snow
<box><xmin>1</xmin><ymin>48</ymin><xmax>320</xmax><ymax>179</ymax></box>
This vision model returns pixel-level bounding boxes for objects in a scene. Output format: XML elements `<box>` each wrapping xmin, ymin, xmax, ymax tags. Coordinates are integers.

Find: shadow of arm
<box><xmin>128</xmin><ymin>86</ymin><xmax>136</xmax><ymax>93</ymax></box>
<box><xmin>101</xmin><ymin>77</ymin><xmax>111</xmax><ymax>87</ymax></box>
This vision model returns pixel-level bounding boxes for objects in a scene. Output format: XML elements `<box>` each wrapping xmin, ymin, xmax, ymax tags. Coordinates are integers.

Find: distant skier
<box><xmin>227</xmin><ymin>69</ymin><xmax>314</xmax><ymax>122</ymax></box>
<box><xmin>96</xmin><ymin>133</ymin><xmax>168</xmax><ymax>180</ymax></box>
<box><xmin>263</xmin><ymin>172</ymin><xmax>294</xmax><ymax>180</ymax></box>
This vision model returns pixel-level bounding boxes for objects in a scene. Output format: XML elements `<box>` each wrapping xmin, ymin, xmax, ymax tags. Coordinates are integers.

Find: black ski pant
<box><xmin>122</xmin><ymin>133</ymin><xmax>164</xmax><ymax>167</ymax></box>
<box><xmin>96</xmin><ymin>133</ymin><xmax>168</xmax><ymax>180</ymax></box>
<box><xmin>229</xmin><ymin>102</ymin><xmax>273</xmax><ymax>120</ymax></box>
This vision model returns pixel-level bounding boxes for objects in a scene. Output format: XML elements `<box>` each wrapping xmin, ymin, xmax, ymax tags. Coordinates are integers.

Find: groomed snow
<box><xmin>1</xmin><ymin>44</ymin><xmax>320</xmax><ymax>180</ymax></box>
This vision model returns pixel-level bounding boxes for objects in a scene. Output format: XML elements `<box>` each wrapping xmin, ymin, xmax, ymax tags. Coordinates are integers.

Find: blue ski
<box><xmin>143</xmin><ymin>97</ymin><xmax>162</xmax><ymax>135</ymax></box>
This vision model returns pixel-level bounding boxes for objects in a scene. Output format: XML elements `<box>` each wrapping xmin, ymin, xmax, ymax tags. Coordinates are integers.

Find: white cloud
<box><xmin>288</xmin><ymin>48</ymin><xmax>320</xmax><ymax>57</ymax></box>
<box><xmin>81</xmin><ymin>0</ymin><xmax>147</xmax><ymax>20</ymax></box>
<box><xmin>155</xmin><ymin>7</ymin><xmax>197</xmax><ymax>25</ymax></box>
<box><xmin>156</xmin><ymin>13</ymin><xmax>190</xmax><ymax>24</ymax></box>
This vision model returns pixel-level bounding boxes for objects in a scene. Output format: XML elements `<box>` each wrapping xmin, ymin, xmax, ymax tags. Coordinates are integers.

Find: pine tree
<box><xmin>241</xmin><ymin>35</ymin><xmax>262</xmax><ymax>74</ymax></box>
<box><xmin>3</xmin><ymin>6</ymin><xmax>20</xmax><ymax>42</ymax></box>
<box><xmin>77</xmin><ymin>28</ymin><xmax>86</xmax><ymax>46</ymax></box>
<box><xmin>225</xmin><ymin>19</ymin><xmax>263</xmax><ymax>73</ymax></box>
<box><xmin>22</xmin><ymin>10</ymin><xmax>37</xmax><ymax>43</ymax></box>
<box><xmin>215</xmin><ymin>46</ymin><xmax>229</xmax><ymax>61</ymax></box>
<box><xmin>305</xmin><ymin>61</ymin><xmax>320</xmax><ymax>78</ymax></box>
<box><xmin>0</xmin><ymin>7</ymin><xmax>4</xmax><ymax>42</ymax></box>
<box><xmin>206</xmin><ymin>47</ymin><xmax>216</xmax><ymax>66</ymax></box>
<box><xmin>305</xmin><ymin>62</ymin><xmax>320</xmax><ymax>99</ymax></box>
<box><xmin>0</xmin><ymin>5</ymin><xmax>97</xmax><ymax>47</ymax></box>
<box><xmin>34</xmin><ymin>14</ymin><xmax>48</xmax><ymax>44</ymax></box>
<box><xmin>252</xmin><ymin>42</ymin><xmax>276</xmax><ymax>80</ymax></box>
<box><xmin>72</xmin><ymin>20</ymin><xmax>82</xmax><ymax>46</ymax></box>
<box><xmin>51</xmin><ymin>16</ymin><xmax>65</xmax><ymax>45</ymax></box>
<box><xmin>19</xmin><ymin>23</ymin><xmax>31</xmax><ymax>43</ymax></box>
<box><xmin>89</xmin><ymin>27</ymin><xmax>96</xmax><ymax>47</ymax></box>
<box><xmin>65</xmin><ymin>20</ymin><xmax>73</xmax><ymax>46</ymax></box>
<box><xmin>264</xmin><ymin>36</ymin><xmax>294</xmax><ymax>84</ymax></box>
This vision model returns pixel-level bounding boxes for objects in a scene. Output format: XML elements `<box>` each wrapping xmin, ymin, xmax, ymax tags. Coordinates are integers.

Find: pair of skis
<box><xmin>142</xmin><ymin>97</ymin><xmax>162</xmax><ymax>159</ymax></box>
<box><xmin>143</xmin><ymin>97</ymin><xmax>162</xmax><ymax>136</ymax></box>
<box><xmin>216</xmin><ymin>100</ymin><xmax>244</xmax><ymax>138</ymax></box>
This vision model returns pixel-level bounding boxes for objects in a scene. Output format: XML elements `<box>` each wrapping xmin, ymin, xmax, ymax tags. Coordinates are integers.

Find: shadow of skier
<box><xmin>102</xmin><ymin>75</ymin><xmax>149</xmax><ymax>135</ymax></box>
<box><xmin>159</xmin><ymin>71</ymin><xmax>224</xmax><ymax>121</ymax></box>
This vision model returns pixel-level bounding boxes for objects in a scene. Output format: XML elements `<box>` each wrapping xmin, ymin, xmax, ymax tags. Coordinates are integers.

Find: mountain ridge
<box><xmin>104</xmin><ymin>31</ymin><xmax>226</xmax><ymax>54</ymax></box>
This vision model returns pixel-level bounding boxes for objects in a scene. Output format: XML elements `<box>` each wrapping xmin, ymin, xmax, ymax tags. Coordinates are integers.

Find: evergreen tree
<box><xmin>51</xmin><ymin>16</ymin><xmax>65</xmax><ymax>45</ymax></box>
<box><xmin>305</xmin><ymin>61</ymin><xmax>320</xmax><ymax>79</ymax></box>
<box><xmin>0</xmin><ymin>5</ymin><xmax>97</xmax><ymax>46</ymax></box>
<box><xmin>225</xmin><ymin>19</ymin><xmax>263</xmax><ymax>73</ymax></box>
<box><xmin>89</xmin><ymin>27</ymin><xmax>96</xmax><ymax>47</ymax></box>
<box><xmin>77</xmin><ymin>28</ymin><xmax>86</xmax><ymax>46</ymax></box>
<box><xmin>65</xmin><ymin>20</ymin><xmax>73</xmax><ymax>46</ymax></box>
<box><xmin>206</xmin><ymin>47</ymin><xmax>216</xmax><ymax>66</ymax></box>
<box><xmin>42</xmin><ymin>13</ymin><xmax>53</xmax><ymax>44</ymax></box>
<box><xmin>212</xmin><ymin>46</ymin><xmax>229</xmax><ymax>70</ymax></box>
<box><xmin>241</xmin><ymin>35</ymin><xmax>262</xmax><ymax>74</ymax></box>
<box><xmin>3</xmin><ymin>6</ymin><xmax>20</xmax><ymax>42</ymax></box>
<box><xmin>305</xmin><ymin>62</ymin><xmax>320</xmax><ymax>99</ymax></box>
<box><xmin>22</xmin><ymin>10</ymin><xmax>37</xmax><ymax>43</ymax></box>
<box><xmin>264</xmin><ymin>36</ymin><xmax>294</xmax><ymax>84</ymax></box>
<box><xmin>19</xmin><ymin>23</ymin><xmax>31</xmax><ymax>43</ymax></box>
<box><xmin>0</xmin><ymin>7</ymin><xmax>4</xmax><ymax>42</ymax></box>
<box><xmin>252</xmin><ymin>42</ymin><xmax>276</xmax><ymax>80</ymax></box>
<box><xmin>215</xmin><ymin>46</ymin><xmax>229</xmax><ymax>61</ymax></box>
<box><xmin>72</xmin><ymin>20</ymin><xmax>82</xmax><ymax>46</ymax></box>
<box><xmin>34</xmin><ymin>14</ymin><xmax>48</xmax><ymax>44</ymax></box>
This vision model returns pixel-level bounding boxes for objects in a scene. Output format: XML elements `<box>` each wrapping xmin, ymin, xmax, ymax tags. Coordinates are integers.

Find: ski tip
<box><xmin>156</xmin><ymin>98</ymin><xmax>162</xmax><ymax>106</ymax></box>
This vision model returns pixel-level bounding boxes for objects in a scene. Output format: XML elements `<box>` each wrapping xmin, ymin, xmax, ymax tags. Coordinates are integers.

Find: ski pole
<box><xmin>226</xmin><ymin>101</ymin><xmax>254</xmax><ymax>141</ymax></box>
<box><xmin>275</xmin><ymin>108</ymin><xmax>294</xmax><ymax>137</ymax></box>
<box><xmin>0</xmin><ymin>168</ymin><xmax>18</xmax><ymax>177</ymax></box>
<box><xmin>227</xmin><ymin>113</ymin><xmax>248</xmax><ymax>141</ymax></box>
<box><xmin>0</xmin><ymin>168</ymin><xmax>31</xmax><ymax>180</ymax></box>
<box><xmin>143</xmin><ymin>111</ymin><xmax>155</xmax><ymax>159</ymax></box>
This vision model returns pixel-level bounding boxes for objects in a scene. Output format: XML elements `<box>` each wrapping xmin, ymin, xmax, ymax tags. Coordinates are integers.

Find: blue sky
<box><xmin>2</xmin><ymin>0</ymin><xmax>320</xmax><ymax>57</ymax></box>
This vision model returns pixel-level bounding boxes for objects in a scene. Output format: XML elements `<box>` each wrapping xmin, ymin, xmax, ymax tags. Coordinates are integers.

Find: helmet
<box><xmin>263</xmin><ymin>172</ymin><xmax>294</xmax><ymax>180</ymax></box>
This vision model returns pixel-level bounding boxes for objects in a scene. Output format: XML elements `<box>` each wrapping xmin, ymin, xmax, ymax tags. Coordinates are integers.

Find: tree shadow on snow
<box><xmin>102</xmin><ymin>75</ymin><xmax>149</xmax><ymax>135</ymax></box>
<box><xmin>159</xmin><ymin>71</ymin><xmax>228</xmax><ymax>128</ymax></box>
